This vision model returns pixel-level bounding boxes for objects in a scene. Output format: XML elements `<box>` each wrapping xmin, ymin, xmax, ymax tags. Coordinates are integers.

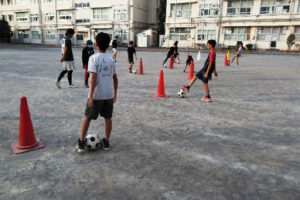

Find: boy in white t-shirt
<box><xmin>232</xmin><ymin>43</ymin><xmax>243</xmax><ymax>66</ymax></box>
<box><xmin>76</xmin><ymin>32</ymin><xmax>118</xmax><ymax>153</ymax></box>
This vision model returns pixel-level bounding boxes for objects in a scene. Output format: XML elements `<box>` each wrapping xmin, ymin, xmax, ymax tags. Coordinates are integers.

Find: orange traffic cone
<box><xmin>169</xmin><ymin>56</ymin><xmax>174</xmax><ymax>69</ymax></box>
<box><xmin>11</xmin><ymin>96</ymin><xmax>44</xmax><ymax>154</ymax></box>
<box><xmin>153</xmin><ymin>70</ymin><xmax>168</xmax><ymax>99</ymax></box>
<box><xmin>138</xmin><ymin>58</ymin><xmax>144</xmax><ymax>75</ymax></box>
<box><xmin>187</xmin><ymin>60</ymin><xmax>195</xmax><ymax>80</ymax></box>
<box><xmin>224</xmin><ymin>55</ymin><xmax>229</xmax><ymax>66</ymax></box>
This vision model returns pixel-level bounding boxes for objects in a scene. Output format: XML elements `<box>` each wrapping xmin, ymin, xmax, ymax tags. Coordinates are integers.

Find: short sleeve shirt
<box><xmin>61</xmin><ymin>37</ymin><xmax>74</xmax><ymax>61</ymax></box>
<box><xmin>127</xmin><ymin>47</ymin><xmax>136</xmax><ymax>59</ymax></box>
<box><xmin>88</xmin><ymin>53</ymin><xmax>117</xmax><ymax>100</ymax></box>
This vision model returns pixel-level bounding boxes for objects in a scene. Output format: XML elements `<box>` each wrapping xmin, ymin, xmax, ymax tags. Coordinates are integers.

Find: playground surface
<box><xmin>0</xmin><ymin>46</ymin><xmax>299</xmax><ymax>200</ymax></box>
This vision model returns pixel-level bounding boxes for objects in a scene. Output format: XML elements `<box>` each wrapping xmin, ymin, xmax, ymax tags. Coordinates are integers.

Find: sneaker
<box><xmin>129</xmin><ymin>68</ymin><xmax>132</xmax><ymax>73</ymax></box>
<box><xmin>163</xmin><ymin>64</ymin><xmax>167</xmax><ymax>68</ymax></box>
<box><xmin>183</xmin><ymin>69</ymin><xmax>186</xmax><ymax>72</ymax></box>
<box><xmin>55</xmin><ymin>81</ymin><xmax>61</xmax><ymax>89</ymax></box>
<box><xmin>181</xmin><ymin>85</ymin><xmax>190</xmax><ymax>92</ymax></box>
<box><xmin>76</xmin><ymin>139</ymin><xmax>85</xmax><ymax>153</ymax></box>
<box><xmin>201</xmin><ymin>97</ymin><xmax>212</xmax><ymax>102</ymax></box>
<box><xmin>84</xmin><ymin>84</ymin><xmax>89</xmax><ymax>88</ymax></box>
<box><xmin>100</xmin><ymin>138</ymin><xmax>110</xmax><ymax>151</ymax></box>
<box><xmin>69</xmin><ymin>84</ymin><xmax>76</xmax><ymax>88</ymax></box>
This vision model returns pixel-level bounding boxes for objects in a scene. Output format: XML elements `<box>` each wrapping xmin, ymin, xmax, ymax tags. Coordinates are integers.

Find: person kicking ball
<box><xmin>76</xmin><ymin>32</ymin><xmax>118</xmax><ymax>153</ymax></box>
<box><xmin>181</xmin><ymin>40</ymin><xmax>218</xmax><ymax>102</ymax></box>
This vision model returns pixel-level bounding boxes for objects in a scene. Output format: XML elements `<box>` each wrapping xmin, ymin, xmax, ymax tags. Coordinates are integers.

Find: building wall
<box><xmin>0</xmin><ymin>0</ymin><xmax>159</xmax><ymax>46</ymax></box>
<box><xmin>164</xmin><ymin>0</ymin><xmax>300</xmax><ymax>50</ymax></box>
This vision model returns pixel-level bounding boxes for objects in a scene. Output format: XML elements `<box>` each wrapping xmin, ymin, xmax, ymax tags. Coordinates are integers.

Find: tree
<box><xmin>157</xmin><ymin>0</ymin><xmax>167</xmax><ymax>45</ymax></box>
<box><xmin>0</xmin><ymin>19</ymin><xmax>12</xmax><ymax>43</ymax></box>
<box><xmin>286</xmin><ymin>33</ymin><xmax>295</xmax><ymax>51</ymax></box>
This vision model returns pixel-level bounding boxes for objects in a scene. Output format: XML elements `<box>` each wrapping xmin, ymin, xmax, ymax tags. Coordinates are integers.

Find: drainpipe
<box><xmin>128</xmin><ymin>0</ymin><xmax>131</xmax><ymax>44</ymax></box>
<box><xmin>38</xmin><ymin>0</ymin><xmax>44</xmax><ymax>44</ymax></box>
<box><xmin>217</xmin><ymin>0</ymin><xmax>223</xmax><ymax>47</ymax></box>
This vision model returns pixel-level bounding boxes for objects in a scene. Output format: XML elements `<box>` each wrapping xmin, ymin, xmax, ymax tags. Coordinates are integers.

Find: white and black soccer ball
<box><xmin>132</xmin><ymin>69</ymin><xmax>138</xmax><ymax>74</ymax></box>
<box><xmin>85</xmin><ymin>134</ymin><xmax>100</xmax><ymax>150</ymax></box>
<box><xmin>177</xmin><ymin>89</ymin><xmax>187</xmax><ymax>98</ymax></box>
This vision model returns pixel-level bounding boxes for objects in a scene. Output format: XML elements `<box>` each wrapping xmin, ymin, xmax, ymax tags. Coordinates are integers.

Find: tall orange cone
<box><xmin>11</xmin><ymin>96</ymin><xmax>44</xmax><ymax>154</ymax></box>
<box><xmin>153</xmin><ymin>70</ymin><xmax>168</xmax><ymax>99</ymax></box>
<box><xmin>169</xmin><ymin>56</ymin><xmax>174</xmax><ymax>69</ymax></box>
<box><xmin>138</xmin><ymin>58</ymin><xmax>144</xmax><ymax>75</ymax></box>
<box><xmin>224</xmin><ymin>55</ymin><xmax>229</xmax><ymax>66</ymax></box>
<box><xmin>187</xmin><ymin>60</ymin><xmax>195</xmax><ymax>80</ymax></box>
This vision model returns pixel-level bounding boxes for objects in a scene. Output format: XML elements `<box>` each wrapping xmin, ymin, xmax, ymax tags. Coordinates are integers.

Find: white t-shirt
<box><xmin>88</xmin><ymin>53</ymin><xmax>117</xmax><ymax>100</ymax></box>
<box><xmin>238</xmin><ymin>47</ymin><xmax>243</xmax><ymax>54</ymax></box>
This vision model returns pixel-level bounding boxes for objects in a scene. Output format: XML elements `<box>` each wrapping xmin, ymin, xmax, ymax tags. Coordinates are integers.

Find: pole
<box><xmin>217</xmin><ymin>0</ymin><xmax>223</xmax><ymax>46</ymax></box>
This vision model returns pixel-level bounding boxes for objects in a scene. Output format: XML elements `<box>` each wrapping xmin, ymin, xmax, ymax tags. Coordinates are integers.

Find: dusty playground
<box><xmin>0</xmin><ymin>46</ymin><xmax>299</xmax><ymax>200</ymax></box>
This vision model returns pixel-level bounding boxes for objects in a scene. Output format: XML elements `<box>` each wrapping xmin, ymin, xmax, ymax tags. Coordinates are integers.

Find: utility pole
<box><xmin>217</xmin><ymin>0</ymin><xmax>223</xmax><ymax>46</ymax></box>
<box><xmin>38</xmin><ymin>0</ymin><xmax>44</xmax><ymax>44</ymax></box>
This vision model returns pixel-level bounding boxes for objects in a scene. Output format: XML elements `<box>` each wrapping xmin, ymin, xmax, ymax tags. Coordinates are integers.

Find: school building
<box><xmin>0</xmin><ymin>0</ymin><xmax>160</xmax><ymax>46</ymax></box>
<box><xmin>164</xmin><ymin>0</ymin><xmax>300</xmax><ymax>50</ymax></box>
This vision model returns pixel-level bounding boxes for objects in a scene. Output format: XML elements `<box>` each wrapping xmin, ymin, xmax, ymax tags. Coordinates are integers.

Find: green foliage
<box><xmin>0</xmin><ymin>19</ymin><xmax>12</xmax><ymax>42</ymax></box>
<box><xmin>286</xmin><ymin>33</ymin><xmax>295</xmax><ymax>50</ymax></box>
<box><xmin>157</xmin><ymin>0</ymin><xmax>166</xmax><ymax>35</ymax></box>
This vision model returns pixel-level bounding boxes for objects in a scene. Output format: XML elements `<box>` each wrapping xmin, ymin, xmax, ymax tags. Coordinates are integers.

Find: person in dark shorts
<box><xmin>162</xmin><ymin>42</ymin><xmax>177</xmax><ymax>68</ymax></box>
<box><xmin>173</xmin><ymin>41</ymin><xmax>181</xmax><ymax>64</ymax></box>
<box><xmin>183</xmin><ymin>55</ymin><xmax>194</xmax><ymax>72</ymax></box>
<box><xmin>56</xmin><ymin>29</ymin><xmax>75</xmax><ymax>89</ymax></box>
<box><xmin>76</xmin><ymin>32</ymin><xmax>118</xmax><ymax>153</ymax></box>
<box><xmin>112</xmin><ymin>36</ymin><xmax>118</xmax><ymax>62</ymax></box>
<box><xmin>82</xmin><ymin>40</ymin><xmax>94</xmax><ymax>88</ymax></box>
<box><xmin>181</xmin><ymin>40</ymin><xmax>218</xmax><ymax>102</ymax></box>
<box><xmin>127</xmin><ymin>41</ymin><xmax>137</xmax><ymax>73</ymax></box>
<box><xmin>232</xmin><ymin>43</ymin><xmax>243</xmax><ymax>66</ymax></box>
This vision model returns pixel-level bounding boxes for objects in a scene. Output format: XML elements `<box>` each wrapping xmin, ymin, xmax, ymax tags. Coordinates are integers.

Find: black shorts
<box><xmin>129</xmin><ymin>57</ymin><xmax>134</xmax><ymax>64</ymax></box>
<box><xmin>196</xmin><ymin>69</ymin><xmax>210</xmax><ymax>84</ymax></box>
<box><xmin>85</xmin><ymin>99</ymin><xmax>113</xmax><ymax>120</ymax></box>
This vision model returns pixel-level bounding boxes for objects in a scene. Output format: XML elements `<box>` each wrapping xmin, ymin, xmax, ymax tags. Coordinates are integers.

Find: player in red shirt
<box><xmin>181</xmin><ymin>40</ymin><xmax>218</xmax><ymax>102</ymax></box>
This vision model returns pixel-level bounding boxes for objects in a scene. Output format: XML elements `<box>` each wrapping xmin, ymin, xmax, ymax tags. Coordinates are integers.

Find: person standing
<box><xmin>82</xmin><ymin>40</ymin><xmax>94</xmax><ymax>88</ymax></box>
<box><xmin>56</xmin><ymin>29</ymin><xmax>76</xmax><ymax>89</ymax></box>
<box><xmin>112</xmin><ymin>36</ymin><xmax>118</xmax><ymax>62</ymax></box>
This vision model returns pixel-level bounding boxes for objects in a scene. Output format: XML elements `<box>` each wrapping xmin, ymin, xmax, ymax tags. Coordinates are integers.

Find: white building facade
<box><xmin>0</xmin><ymin>0</ymin><xmax>159</xmax><ymax>45</ymax></box>
<box><xmin>165</xmin><ymin>0</ymin><xmax>300</xmax><ymax>50</ymax></box>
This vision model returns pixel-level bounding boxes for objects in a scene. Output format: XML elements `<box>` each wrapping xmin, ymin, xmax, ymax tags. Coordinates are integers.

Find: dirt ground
<box><xmin>0</xmin><ymin>46</ymin><xmax>299</xmax><ymax>200</ymax></box>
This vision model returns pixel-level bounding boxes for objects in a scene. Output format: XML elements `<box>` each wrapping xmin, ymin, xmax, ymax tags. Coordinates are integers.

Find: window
<box><xmin>198</xmin><ymin>30</ymin><xmax>216</xmax><ymax>41</ymax></box>
<box><xmin>1</xmin><ymin>15</ymin><xmax>5</xmax><ymax>20</ymax></box>
<box><xmin>199</xmin><ymin>3</ymin><xmax>219</xmax><ymax>16</ymax></box>
<box><xmin>260</xmin><ymin>0</ymin><xmax>290</xmax><ymax>14</ymax></box>
<box><xmin>93</xmin><ymin>8</ymin><xmax>110</xmax><ymax>20</ymax></box>
<box><xmin>225</xmin><ymin>27</ymin><xmax>250</xmax><ymax>41</ymax></box>
<box><xmin>227</xmin><ymin>0</ymin><xmax>253</xmax><ymax>16</ymax></box>
<box><xmin>257</xmin><ymin>27</ymin><xmax>286</xmax><ymax>41</ymax></box>
<box><xmin>8</xmin><ymin>15</ymin><xmax>13</xmax><ymax>21</ymax></box>
<box><xmin>31</xmin><ymin>0</ymin><xmax>38</xmax><ymax>3</ymax></box>
<box><xmin>31</xmin><ymin>31</ymin><xmax>41</xmax><ymax>39</ymax></box>
<box><xmin>46</xmin><ymin>31</ymin><xmax>56</xmax><ymax>40</ymax></box>
<box><xmin>94</xmin><ymin>29</ymin><xmax>112</xmax><ymax>39</ymax></box>
<box><xmin>43</xmin><ymin>0</ymin><xmax>53</xmax><ymax>2</ymax></box>
<box><xmin>7</xmin><ymin>0</ymin><xmax>11</xmax><ymax>5</ymax></box>
<box><xmin>75</xmin><ymin>2</ymin><xmax>90</xmax><ymax>8</ymax></box>
<box><xmin>294</xmin><ymin>26</ymin><xmax>300</xmax><ymax>42</ymax></box>
<box><xmin>76</xmin><ymin>19</ymin><xmax>90</xmax><ymax>24</ymax></box>
<box><xmin>169</xmin><ymin>28</ymin><xmax>189</xmax><ymax>41</ymax></box>
<box><xmin>18</xmin><ymin>30</ymin><xmax>29</xmax><ymax>39</ymax></box>
<box><xmin>16</xmin><ymin>0</ymin><xmax>26</xmax><ymax>4</ymax></box>
<box><xmin>1</xmin><ymin>0</ymin><xmax>4</xmax><ymax>6</ymax></box>
<box><xmin>59</xmin><ymin>10</ymin><xmax>72</xmax><ymax>20</ymax></box>
<box><xmin>171</xmin><ymin>3</ymin><xmax>191</xmax><ymax>18</ymax></box>
<box><xmin>298</xmin><ymin>0</ymin><xmax>300</xmax><ymax>13</ymax></box>
<box><xmin>113</xmin><ymin>8</ymin><xmax>128</xmax><ymax>20</ymax></box>
<box><xmin>16</xmin><ymin>12</ymin><xmax>28</xmax><ymax>22</ymax></box>
<box><xmin>113</xmin><ymin>30</ymin><xmax>128</xmax><ymax>42</ymax></box>
<box><xmin>30</xmin><ymin>14</ymin><xmax>39</xmax><ymax>22</ymax></box>
<box><xmin>45</xmin><ymin>13</ymin><xmax>54</xmax><ymax>21</ymax></box>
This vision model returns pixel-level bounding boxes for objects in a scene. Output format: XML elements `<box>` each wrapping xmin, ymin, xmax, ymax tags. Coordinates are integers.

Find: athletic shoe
<box><xmin>55</xmin><ymin>81</ymin><xmax>61</xmax><ymax>89</ymax></box>
<box><xmin>163</xmin><ymin>64</ymin><xmax>167</xmax><ymax>68</ymax></box>
<box><xmin>84</xmin><ymin>84</ymin><xmax>89</xmax><ymax>88</ymax></box>
<box><xmin>76</xmin><ymin>139</ymin><xmax>85</xmax><ymax>153</ymax></box>
<box><xmin>100</xmin><ymin>138</ymin><xmax>110</xmax><ymax>151</ymax></box>
<box><xmin>183</xmin><ymin>69</ymin><xmax>186</xmax><ymax>72</ymax></box>
<box><xmin>181</xmin><ymin>85</ymin><xmax>190</xmax><ymax>92</ymax></box>
<box><xmin>129</xmin><ymin>68</ymin><xmax>132</xmax><ymax>73</ymax></box>
<box><xmin>201</xmin><ymin>97</ymin><xmax>212</xmax><ymax>102</ymax></box>
<box><xmin>69</xmin><ymin>84</ymin><xmax>76</xmax><ymax>88</ymax></box>
<box><xmin>176</xmin><ymin>60</ymin><xmax>180</xmax><ymax>64</ymax></box>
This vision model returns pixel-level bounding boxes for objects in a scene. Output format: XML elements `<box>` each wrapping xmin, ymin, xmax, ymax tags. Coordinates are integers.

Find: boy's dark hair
<box><xmin>174</xmin><ymin>41</ymin><xmax>178</xmax><ymax>46</ymax></box>
<box><xmin>129</xmin><ymin>41</ymin><xmax>134</xmax><ymax>45</ymax></box>
<box><xmin>207</xmin><ymin>40</ymin><xmax>216</xmax><ymax>48</ymax></box>
<box><xmin>96</xmin><ymin>32</ymin><xmax>111</xmax><ymax>51</ymax></box>
<box><xmin>66</xmin><ymin>29</ymin><xmax>75</xmax><ymax>36</ymax></box>
<box><xmin>115</xmin><ymin>36</ymin><xmax>118</xmax><ymax>39</ymax></box>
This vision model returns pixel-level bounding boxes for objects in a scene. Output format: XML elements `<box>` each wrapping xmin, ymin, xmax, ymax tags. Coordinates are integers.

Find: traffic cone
<box><xmin>153</xmin><ymin>70</ymin><xmax>168</xmax><ymax>99</ymax></box>
<box><xmin>224</xmin><ymin>55</ymin><xmax>229</xmax><ymax>66</ymax></box>
<box><xmin>227</xmin><ymin>50</ymin><xmax>231</xmax><ymax>63</ymax></box>
<box><xmin>11</xmin><ymin>96</ymin><xmax>44</xmax><ymax>154</ymax></box>
<box><xmin>169</xmin><ymin>56</ymin><xmax>174</xmax><ymax>69</ymax></box>
<box><xmin>187</xmin><ymin>60</ymin><xmax>195</xmax><ymax>80</ymax></box>
<box><xmin>138</xmin><ymin>58</ymin><xmax>144</xmax><ymax>75</ymax></box>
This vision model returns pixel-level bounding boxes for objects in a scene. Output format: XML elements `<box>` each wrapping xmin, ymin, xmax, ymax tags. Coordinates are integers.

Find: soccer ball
<box><xmin>85</xmin><ymin>134</ymin><xmax>100</xmax><ymax>150</ymax></box>
<box><xmin>177</xmin><ymin>89</ymin><xmax>187</xmax><ymax>98</ymax></box>
<box><xmin>132</xmin><ymin>69</ymin><xmax>138</xmax><ymax>74</ymax></box>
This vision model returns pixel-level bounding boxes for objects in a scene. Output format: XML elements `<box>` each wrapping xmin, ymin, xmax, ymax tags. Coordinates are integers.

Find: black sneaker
<box><xmin>76</xmin><ymin>139</ymin><xmax>85</xmax><ymax>153</ymax></box>
<box><xmin>101</xmin><ymin>138</ymin><xmax>110</xmax><ymax>151</ymax></box>
<box><xmin>129</xmin><ymin>68</ymin><xmax>132</xmax><ymax>73</ymax></box>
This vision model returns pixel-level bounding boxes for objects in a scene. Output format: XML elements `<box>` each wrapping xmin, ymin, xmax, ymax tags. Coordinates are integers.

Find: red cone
<box><xmin>224</xmin><ymin>55</ymin><xmax>229</xmax><ymax>66</ymax></box>
<box><xmin>11</xmin><ymin>96</ymin><xmax>44</xmax><ymax>154</ymax></box>
<box><xmin>187</xmin><ymin>60</ymin><xmax>195</xmax><ymax>80</ymax></box>
<box><xmin>153</xmin><ymin>70</ymin><xmax>168</xmax><ymax>99</ymax></box>
<box><xmin>138</xmin><ymin>58</ymin><xmax>144</xmax><ymax>75</ymax></box>
<box><xmin>169</xmin><ymin>56</ymin><xmax>174</xmax><ymax>69</ymax></box>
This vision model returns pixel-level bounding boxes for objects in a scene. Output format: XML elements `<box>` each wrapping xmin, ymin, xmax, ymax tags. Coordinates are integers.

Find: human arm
<box><xmin>113</xmin><ymin>74</ymin><xmax>118</xmax><ymax>103</ymax></box>
<box><xmin>60</xmin><ymin>47</ymin><xmax>68</xmax><ymax>62</ymax></box>
<box><xmin>205</xmin><ymin>62</ymin><xmax>213</xmax><ymax>79</ymax></box>
<box><xmin>214</xmin><ymin>66</ymin><xmax>218</xmax><ymax>77</ymax></box>
<box><xmin>88</xmin><ymin>72</ymin><xmax>97</xmax><ymax>108</ymax></box>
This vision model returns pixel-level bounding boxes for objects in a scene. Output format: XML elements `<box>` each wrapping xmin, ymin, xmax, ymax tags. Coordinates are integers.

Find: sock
<box><xmin>206</xmin><ymin>95</ymin><xmax>211</xmax><ymax>98</ymax></box>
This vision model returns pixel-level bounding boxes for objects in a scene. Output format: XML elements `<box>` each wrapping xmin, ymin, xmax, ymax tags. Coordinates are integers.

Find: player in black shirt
<box><xmin>127</xmin><ymin>41</ymin><xmax>137</xmax><ymax>73</ymax></box>
<box><xmin>82</xmin><ymin>40</ymin><xmax>94</xmax><ymax>88</ymax></box>
<box><xmin>173</xmin><ymin>41</ymin><xmax>181</xmax><ymax>64</ymax></box>
<box><xmin>162</xmin><ymin>42</ymin><xmax>177</xmax><ymax>68</ymax></box>
<box><xmin>112</xmin><ymin>36</ymin><xmax>118</xmax><ymax>62</ymax></box>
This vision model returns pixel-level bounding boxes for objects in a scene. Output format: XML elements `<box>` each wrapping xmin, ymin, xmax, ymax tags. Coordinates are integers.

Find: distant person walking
<box><xmin>173</xmin><ymin>41</ymin><xmax>180</xmax><ymax>64</ymax></box>
<box><xmin>162</xmin><ymin>42</ymin><xmax>177</xmax><ymax>68</ymax></box>
<box><xmin>82</xmin><ymin>40</ymin><xmax>94</xmax><ymax>88</ymax></box>
<box><xmin>112</xmin><ymin>36</ymin><xmax>118</xmax><ymax>62</ymax></box>
<box><xmin>56</xmin><ymin>29</ymin><xmax>76</xmax><ymax>89</ymax></box>
<box><xmin>232</xmin><ymin>43</ymin><xmax>243</xmax><ymax>66</ymax></box>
